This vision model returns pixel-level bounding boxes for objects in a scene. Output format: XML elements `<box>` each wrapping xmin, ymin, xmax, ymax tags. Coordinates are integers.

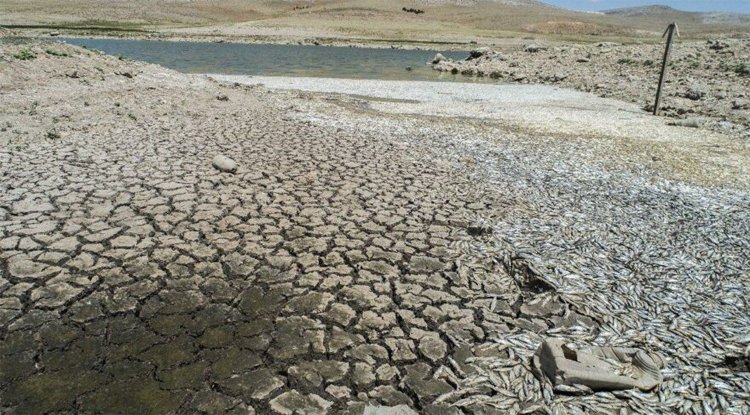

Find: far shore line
<box><xmin>2</xmin><ymin>24</ymin><xmax>673</xmax><ymax>52</ymax></box>
<box><xmin>3</xmin><ymin>26</ymin><xmax>497</xmax><ymax>52</ymax></box>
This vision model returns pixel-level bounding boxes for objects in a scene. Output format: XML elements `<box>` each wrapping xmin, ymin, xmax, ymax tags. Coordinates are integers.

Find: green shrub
<box><xmin>13</xmin><ymin>48</ymin><xmax>36</xmax><ymax>60</ymax></box>
<box><xmin>735</xmin><ymin>63</ymin><xmax>749</xmax><ymax>76</ymax></box>
<box><xmin>45</xmin><ymin>49</ymin><xmax>69</xmax><ymax>57</ymax></box>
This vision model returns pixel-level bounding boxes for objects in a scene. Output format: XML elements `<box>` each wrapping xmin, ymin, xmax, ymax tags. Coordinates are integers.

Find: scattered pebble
<box><xmin>212</xmin><ymin>154</ymin><xmax>237</xmax><ymax>173</ymax></box>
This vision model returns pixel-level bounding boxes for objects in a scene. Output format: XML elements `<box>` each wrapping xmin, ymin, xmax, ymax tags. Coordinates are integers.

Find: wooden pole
<box><xmin>653</xmin><ymin>22</ymin><xmax>679</xmax><ymax>116</ymax></box>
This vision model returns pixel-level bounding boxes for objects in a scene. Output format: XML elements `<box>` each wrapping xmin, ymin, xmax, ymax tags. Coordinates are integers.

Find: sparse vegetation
<box><xmin>81</xmin><ymin>45</ymin><xmax>102</xmax><ymax>54</ymax></box>
<box><xmin>45</xmin><ymin>48</ymin><xmax>69</xmax><ymax>57</ymax></box>
<box><xmin>735</xmin><ymin>63</ymin><xmax>749</xmax><ymax>76</ymax></box>
<box><xmin>402</xmin><ymin>7</ymin><xmax>424</xmax><ymax>15</ymax></box>
<box><xmin>617</xmin><ymin>57</ymin><xmax>636</xmax><ymax>65</ymax></box>
<box><xmin>717</xmin><ymin>61</ymin><xmax>749</xmax><ymax>75</ymax></box>
<box><xmin>13</xmin><ymin>48</ymin><xmax>36</xmax><ymax>60</ymax></box>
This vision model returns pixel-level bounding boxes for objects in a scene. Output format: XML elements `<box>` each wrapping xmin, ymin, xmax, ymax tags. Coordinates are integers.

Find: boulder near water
<box><xmin>468</xmin><ymin>47</ymin><xmax>492</xmax><ymax>59</ymax></box>
<box><xmin>430</xmin><ymin>53</ymin><xmax>446</xmax><ymax>64</ymax></box>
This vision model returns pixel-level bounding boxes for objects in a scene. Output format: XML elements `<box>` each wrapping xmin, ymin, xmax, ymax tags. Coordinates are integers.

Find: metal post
<box><xmin>653</xmin><ymin>22</ymin><xmax>679</xmax><ymax>116</ymax></box>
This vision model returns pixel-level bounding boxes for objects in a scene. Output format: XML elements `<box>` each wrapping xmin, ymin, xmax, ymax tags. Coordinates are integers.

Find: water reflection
<box><xmin>60</xmin><ymin>37</ymin><xmax>487</xmax><ymax>82</ymax></box>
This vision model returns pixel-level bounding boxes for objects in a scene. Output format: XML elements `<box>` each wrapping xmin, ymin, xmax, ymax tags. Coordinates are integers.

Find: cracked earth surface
<box><xmin>2</xmin><ymin>40</ymin><xmax>750</xmax><ymax>415</ymax></box>
<box><xmin>0</xmin><ymin>41</ymin><xmax>512</xmax><ymax>415</ymax></box>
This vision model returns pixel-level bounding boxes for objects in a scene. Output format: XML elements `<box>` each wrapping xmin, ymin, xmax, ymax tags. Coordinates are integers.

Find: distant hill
<box><xmin>0</xmin><ymin>0</ymin><xmax>748</xmax><ymax>41</ymax></box>
<box><xmin>604</xmin><ymin>4</ymin><xmax>750</xmax><ymax>28</ymax></box>
<box><xmin>604</xmin><ymin>5</ymin><xmax>682</xmax><ymax>18</ymax></box>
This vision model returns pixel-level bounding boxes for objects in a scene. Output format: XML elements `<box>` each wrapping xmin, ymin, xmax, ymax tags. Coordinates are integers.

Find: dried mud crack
<box><xmin>1</xmin><ymin>39</ymin><xmax>749</xmax><ymax>415</ymax></box>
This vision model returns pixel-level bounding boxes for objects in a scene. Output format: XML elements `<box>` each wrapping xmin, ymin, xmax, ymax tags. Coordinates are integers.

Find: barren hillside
<box><xmin>1</xmin><ymin>0</ymin><xmax>748</xmax><ymax>42</ymax></box>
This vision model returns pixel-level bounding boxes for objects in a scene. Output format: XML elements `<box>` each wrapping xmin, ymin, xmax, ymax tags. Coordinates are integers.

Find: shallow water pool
<box><xmin>60</xmin><ymin>37</ymin><xmax>486</xmax><ymax>82</ymax></box>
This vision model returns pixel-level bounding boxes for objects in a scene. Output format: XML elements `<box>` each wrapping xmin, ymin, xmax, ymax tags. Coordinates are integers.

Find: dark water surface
<box><xmin>60</xmin><ymin>37</ymin><xmax>480</xmax><ymax>82</ymax></box>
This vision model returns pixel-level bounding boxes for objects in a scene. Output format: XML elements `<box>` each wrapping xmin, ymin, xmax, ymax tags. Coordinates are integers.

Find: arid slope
<box><xmin>1</xmin><ymin>0</ymin><xmax>748</xmax><ymax>43</ymax></box>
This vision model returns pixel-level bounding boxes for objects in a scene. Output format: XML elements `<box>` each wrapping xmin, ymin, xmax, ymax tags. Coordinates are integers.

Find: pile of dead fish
<box><xmin>441</xmin><ymin>131</ymin><xmax>750</xmax><ymax>414</ymax></box>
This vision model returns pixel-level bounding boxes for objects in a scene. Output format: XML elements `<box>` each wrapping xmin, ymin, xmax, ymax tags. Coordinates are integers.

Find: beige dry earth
<box><xmin>1</xmin><ymin>38</ymin><xmax>750</xmax><ymax>415</ymax></box>
<box><xmin>2</xmin><ymin>0</ymin><xmax>750</xmax><ymax>49</ymax></box>
<box><xmin>431</xmin><ymin>38</ymin><xmax>750</xmax><ymax>139</ymax></box>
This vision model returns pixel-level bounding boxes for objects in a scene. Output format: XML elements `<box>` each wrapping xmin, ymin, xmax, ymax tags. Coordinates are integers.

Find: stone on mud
<box><xmin>212</xmin><ymin>154</ymin><xmax>238</xmax><ymax>173</ymax></box>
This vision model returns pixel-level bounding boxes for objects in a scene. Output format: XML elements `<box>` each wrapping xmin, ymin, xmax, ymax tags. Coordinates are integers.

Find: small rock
<box><xmin>468</xmin><ymin>47</ymin><xmax>492</xmax><ymax>59</ymax></box>
<box><xmin>212</xmin><ymin>155</ymin><xmax>237</xmax><ymax>173</ymax></box>
<box><xmin>405</xmin><ymin>66</ymin><xmax>413</xmax><ymax>71</ymax></box>
<box><xmin>524</xmin><ymin>44</ymin><xmax>546</xmax><ymax>53</ymax></box>
<box><xmin>217</xmin><ymin>94</ymin><xmax>229</xmax><ymax>101</ymax></box>
<box><xmin>684</xmin><ymin>85</ymin><xmax>707</xmax><ymax>101</ymax></box>
<box><xmin>707</xmin><ymin>40</ymin><xmax>729</xmax><ymax>51</ymax></box>
<box><xmin>545</xmin><ymin>73</ymin><xmax>567</xmax><ymax>83</ymax></box>
<box><xmin>670</xmin><ymin>117</ymin><xmax>705</xmax><ymax>128</ymax></box>
<box><xmin>430</xmin><ymin>53</ymin><xmax>446</xmax><ymax>64</ymax></box>
<box><xmin>732</xmin><ymin>99</ymin><xmax>749</xmax><ymax>110</ymax></box>
<box><xmin>717</xmin><ymin>121</ymin><xmax>736</xmax><ymax>130</ymax></box>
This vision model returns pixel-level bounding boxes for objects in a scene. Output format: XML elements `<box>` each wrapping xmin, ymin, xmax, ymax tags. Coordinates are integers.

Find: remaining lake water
<box><xmin>60</xmin><ymin>37</ymin><xmax>485</xmax><ymax>82</ymax></box>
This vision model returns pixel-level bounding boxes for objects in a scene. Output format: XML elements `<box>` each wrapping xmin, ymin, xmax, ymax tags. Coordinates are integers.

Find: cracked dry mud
<box><xmin>2</xmin><ymin>40</ymin><xmax>750</xmax><ymax>415</ymax></box>
<box><xmin>0</xmin><ymin>41</ymin><xmax>511</xmax><ymax>415</ymax></box>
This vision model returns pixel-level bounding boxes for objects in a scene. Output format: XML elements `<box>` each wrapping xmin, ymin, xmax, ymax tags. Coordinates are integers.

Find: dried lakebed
<box><xmin>2</xmin><ymin>41</ymin><xmax>750</xmax><ymax>414</ymax></box>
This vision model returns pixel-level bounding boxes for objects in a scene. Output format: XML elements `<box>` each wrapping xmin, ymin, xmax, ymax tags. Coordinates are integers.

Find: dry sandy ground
<box><xmin>1</xmin><ymin>39</ymin><xmax>749</xmax><ymax>415</ymax></box>
<box><xmin>431</xmin><ymin>38</ymin><xmax>750</xmax><ymax>139</ymax></box>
